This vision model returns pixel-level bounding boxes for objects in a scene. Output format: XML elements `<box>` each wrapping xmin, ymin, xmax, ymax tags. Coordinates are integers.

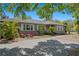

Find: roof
<box><xmin>0</xmin><ymin>19</ymin><xmax>64</xmax><ymax>25</ymax></box>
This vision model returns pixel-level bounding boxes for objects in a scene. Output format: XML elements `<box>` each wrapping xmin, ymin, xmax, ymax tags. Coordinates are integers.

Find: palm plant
<box><xmin>0</xmin><ymin>20</ymin><xmax>19</xmax><ymax>40</ymax></box>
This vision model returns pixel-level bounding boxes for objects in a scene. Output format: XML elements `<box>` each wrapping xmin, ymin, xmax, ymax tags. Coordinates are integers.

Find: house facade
<box><xmin>18</xmin><ymin>19</ymin><xmax>65</xmax><ymax>35</ymax></box>
<box><xmin>0</xmin><ymin>19</ymin><xmax>65</xmax><ymax>35</ymax></box>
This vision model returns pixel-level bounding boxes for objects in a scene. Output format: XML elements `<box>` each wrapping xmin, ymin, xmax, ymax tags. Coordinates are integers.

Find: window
<box><xmin>26</xmin><ymin>24</ymin><xmax>30</xmax><ymax>31</ymax></box>
<box><xmin>23</xmin><ymin>24</ymin><xmax>36</xmax><ymax>31</ymax></box>
<box><xmin>59</xmin><ymin>26</ymin><xmax>61</xmax><ymax>31</ymax></box>
<box><xmin>59</xmin><ymin>26</ymin><xmax>63</xmax><ymax>31</ymax></box>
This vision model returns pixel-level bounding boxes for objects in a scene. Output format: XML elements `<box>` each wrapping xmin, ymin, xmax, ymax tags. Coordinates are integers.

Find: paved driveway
<box><xmin>0</xmin><ymin>33</ymin><xmax>79</xmax><ymax>56</ymax></box>
<box><xmin>0</xmin><ymin>34</ymin><xmax>79</xmax><ymax>49</ymax></box>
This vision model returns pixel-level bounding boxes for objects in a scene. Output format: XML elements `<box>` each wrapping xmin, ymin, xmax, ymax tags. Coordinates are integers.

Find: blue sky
<box><xmin>53</xmin><ymin>12</ymin><xmax>75</xmax><ymax>21</ymax></box>
<box><xmin>4</xmin><ymin>3</ymin><xmax>75</xmax><ymax>21</ymax></box>
<box><xmin>5</xmin><ymin>11</ymin><xmax>75</xmax><ymax>21</ymax></box>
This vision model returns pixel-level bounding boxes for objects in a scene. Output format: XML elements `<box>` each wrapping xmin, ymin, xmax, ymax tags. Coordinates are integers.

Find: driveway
<box><xmin>0</xmin><ymin>34</ymin><xmax>79</xmax><ymax>49</ymax></box>
<box><xmin>0</xmin><ymin>34</ymin><xmax>79</xmax><ymax>56</ymax></box>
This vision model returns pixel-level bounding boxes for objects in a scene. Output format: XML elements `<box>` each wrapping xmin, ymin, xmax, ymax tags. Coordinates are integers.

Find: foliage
<box><xmin>38</xmin><ymin>25</ymin><xmax>45</xmax><ymax>35</ymax></box>
<box><xmin>39</xmin><ymin>25</ymin><xmax>45</xmax><ymax>30</ymax></box>
<box><xmin>65</xmin><ymin>4</ymin><xmax>79</xmax><ymax>19</ymax></box>
<box><xmin>73</xmin><ymin>20</ymin><xmax>79</xmax><ymax>34</ymax></box>
<box><xmin>54</xmin><ymin>20</ymin><xmax>72</xmax><ymax>33</ymax></box>
<box><xmin>63</xmin><ymin>21</ymin><xmax>72</xmax><ymax>34</ymax></box>
<box><xmin>0</xmin><ymin>4</ymin><xmax>8</xmax><ymax>19</ymax></box>
<box><xmin>49</xmin><ymin>26</ymin><xmax>56</xmax><ymax>32</ymax></box>
<box><xmin>54</xmin><ymin>20</ymin><xmax>63</xmax><ymax>24</ymax></box>
<box><xmin>74</xmin><ymin>19</ymin><xmax>79</xmax><ymax>25</ymax></box>
<box><xmin>73</xmin><ymin>25</ymin><xmax>79</xmax><ymax>31</ymax></box>
<box><xmin>38</xmin><ymin>25</ymin><xmax>56</xmax><ymax>35</ymax></box>
<box><xmin>48</xmin><ymin>26</ymin><xmax>56</xmax><ymax>35</ymax></box>
<box><xmin>58</xmin><ymin>4</ymin><xmax>79</xmax><ymax>34</ymax></box>
<box><xmin>0</xmin><ymin>20</ymin><xmax>19</xmax><ymax>40</ymax></box>
<box><xmin>5</xmin><ymin>3</ymin><xmax>39</xmax><ymax>19</ymax></box>
<box><xmin>66</xmin><ymin>24</ymin><xmax>71</xmax><ymax>34</ymax></box>
<box><xmin>37</xmin><ymin>4</ymin><xmax>54</xmax><ymax>20</ymax></box>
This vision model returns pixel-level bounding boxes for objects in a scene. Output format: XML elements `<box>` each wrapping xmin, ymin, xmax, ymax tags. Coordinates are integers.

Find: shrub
<box><xmin>74</xmin><ymin>20</ymin><xmax>79</xmax><ymax>34</ymax></box>
<box><xmin>0</xmin><ymin>20</ymin><xmax>19</xmax><ymax>40</ymax></box>
<box><xmin>73</xmin><ymin>25</ymin><xmax>79</xmax><ymax>34</ymax></box>
<box><xmin>38</xmin><ymin>25</ymin><xmax>45</xmax><ymax>35</ymax></box>
<box><xmin>48</xmin><ymin>26</ymin><xmax>56</xmax><ymax>35</ymax></box>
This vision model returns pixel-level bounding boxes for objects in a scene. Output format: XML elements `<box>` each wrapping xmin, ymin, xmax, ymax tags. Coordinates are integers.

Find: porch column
<box><xmin>33</xmin><ymin>25</ymin><xmax>35</xmax><ymax>31</ymax></box>
<box><xmin>21</xmin><ymin>24</ymin><xmax>24</xmax><ymax>31</ymax></box>
<box><xmin>37</xmin><ymin>25</ymin><xmax>39</xmax><ymax>31</ymax></box>
<box><xmin>56</xmin><ymin>25</ymin><xmax>58</xmax><ymax>31</ymax></box>
<box><xmin>61</xmin><ymin>26</ymin><xmax>64</xmax><ymax>31</ymax></box>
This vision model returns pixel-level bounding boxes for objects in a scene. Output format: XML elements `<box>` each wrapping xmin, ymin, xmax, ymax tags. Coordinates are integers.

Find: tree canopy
<box><xmin>0</xmin><ymin>3</ymin><xmax>39</xmax><ymax>19</ymax></box>
<box><xmin>37</xmin><ymin>4</ymin><xmax>54</xmax><ymax>20</ymax></box>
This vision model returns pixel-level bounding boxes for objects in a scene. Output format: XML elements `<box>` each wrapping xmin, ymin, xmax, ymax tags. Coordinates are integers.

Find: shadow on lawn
<box><xmin>0</xmin><ymin>40</ymin><xmax>79</xmax><ymax>56</ymax></box>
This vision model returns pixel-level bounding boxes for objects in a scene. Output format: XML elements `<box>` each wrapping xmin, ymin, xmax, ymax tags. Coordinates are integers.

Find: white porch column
<box><xmin>56</xmin><ymin>25</ymin><xmax>59</xmax><ymax>31</ymax></box>
<box><xmin>33</xmin><ymin>25</ymin><xmax>35</xmax><ymax>31</ymax></box>
<box><xmin>62</xmin><ymin>26</ymin><xmax>64</xmax><ymax>31</ymax></box>
<box><xmin>20</xmin><ymin>24</ymin><xmax>24</xmax><ymax>31</ymax></box>
<box><xmin>37</xmin><ymin>25</ymin><xmax>39</xmax><ymax>31</ymax></box>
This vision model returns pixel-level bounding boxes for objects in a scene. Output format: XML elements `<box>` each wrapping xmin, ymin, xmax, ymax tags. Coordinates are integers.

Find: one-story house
<box><xmin>0</xmin><ymin>19</ymin><xmax>65</xmax><ymax>36</ymax></box>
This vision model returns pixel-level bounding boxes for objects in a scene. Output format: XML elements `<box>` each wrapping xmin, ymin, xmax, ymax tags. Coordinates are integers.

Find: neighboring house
<box><xmin>0</xmin><ymin>19</ymin><xmax>65</xmax><ymax>35</ymax></box>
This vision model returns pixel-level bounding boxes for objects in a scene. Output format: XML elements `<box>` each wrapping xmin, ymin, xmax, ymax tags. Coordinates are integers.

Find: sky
<box><xmin>53</xmin><ymin>12</ymin><xmax>75</xmax><ymax>21</ymax></box>
<box><xmin>4</xmin><ymin>3</ymin><xmax>75</xmax><ymax>21</ymax></box>
<box><xmin>5</xmin><ymin>11</ymin><xmax>75</xmax><ymax>21</ymax></box>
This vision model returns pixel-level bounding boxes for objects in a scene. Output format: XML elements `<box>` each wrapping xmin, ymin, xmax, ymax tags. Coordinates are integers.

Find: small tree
<box><xmin>73</xmin><ymin>25</ymin><xmax>79</xmax><ymax>34</ymax></box>
<box><xmin>74</xmin><ymin>20</ymin><xmax>79</xmax><ymax>34</ymax></box>
<box><xmin>63</xmin><ymin>22</ymin><xmax>72</xmax><ymax>34</ymax></box>
<box><xmin>0</xmin><ymin>20</ymin><xmax>19</xmax><ymax>40</ymax></box>
<box><xmin>48</xmin><ymin>26</ymin><xmax>56</xmax><ymax>35</ymax></box>
<box><xmin>38</xmin><ymin>25</ymin><xmax>45</xmax><ymax>35</ymax></box>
